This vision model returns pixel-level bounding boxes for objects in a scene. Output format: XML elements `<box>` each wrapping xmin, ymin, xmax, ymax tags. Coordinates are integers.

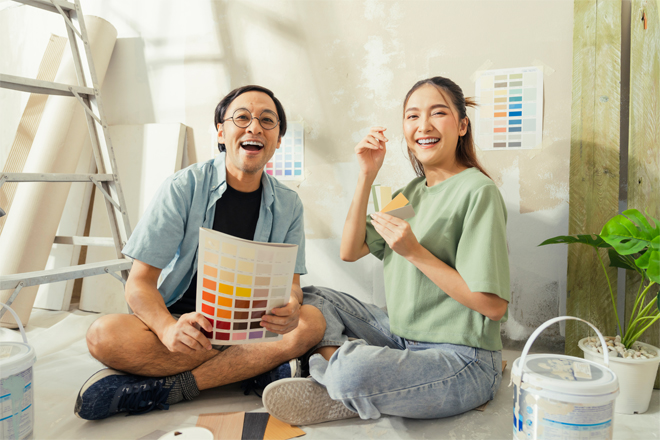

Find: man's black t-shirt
<box><xmin>167</xmin><ymin>183</ymin><xmax>263</xmax><ymax>315</ymax></box>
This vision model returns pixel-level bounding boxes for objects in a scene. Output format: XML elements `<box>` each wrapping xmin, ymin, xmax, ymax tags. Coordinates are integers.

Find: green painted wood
<box><xmin>567</xmin><ymin>0</ymin><xmax>621</xmax><ymax>357</ymax></box>
<box><xmin>627</xmin><ymin>0</ymin><xmax>660</xmax><ymax>389</ymax></box>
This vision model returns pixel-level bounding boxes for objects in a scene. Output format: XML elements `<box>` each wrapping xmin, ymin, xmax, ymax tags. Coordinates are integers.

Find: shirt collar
<box><xmin>210</xmin><ymin>152</ymin><xmax>227</xmax><ymax>192</ymax></box>
<box><xmin>210</xmin><ymin>152</ymin><xmax>274</xmax><ymax>208</ymax></box>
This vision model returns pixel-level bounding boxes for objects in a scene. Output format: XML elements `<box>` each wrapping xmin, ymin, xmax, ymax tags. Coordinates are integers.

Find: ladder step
<box><xmin>54</xmin><ymin>236</ymin><xmax>115</xmax><ymax>247</ymax></box>
<box><xmin>0</xmin><ymin>173</ymin><xmax>114</xmax><ymax>183</ymax></box>
<box><xmin>0</xmin><ymin>259</ymin><xmax>133</xmax><ymax>290</ymax></box>
<box><xmin>0</xmin><ymin>73</ymin><xmax>94</xmax><ymax>97</ymax></box>
<box><xmin>12</xmin><ymin>0</ymin><xmax>76</xmax><ymax>15</ymax></box>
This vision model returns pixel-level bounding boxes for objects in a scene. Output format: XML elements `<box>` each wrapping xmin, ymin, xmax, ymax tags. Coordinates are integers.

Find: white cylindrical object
<box><xmin>580</xmin><ymin>338</ymin><xmax>660</xmax><ymax>414</ymax></box>
<box><xmin>0</xmin><ymin>303</ymin><xmax>37</xmax><ymax>440</ymax></box>
<box><xmin>512</xmin><ymin>317</ymin><xmax>619</xmax><ymax>440</ymax></box>
<box><xmin>0</xmin><ymin>17</ymin><xmax>117</xmax><ymax>328</ymax></box>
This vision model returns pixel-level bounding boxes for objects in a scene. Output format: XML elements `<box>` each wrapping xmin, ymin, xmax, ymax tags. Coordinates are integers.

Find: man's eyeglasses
<box><xmin>223</xmin><ymin>108</ymin><xmax>280</xmax><ymax>131</ymax></box>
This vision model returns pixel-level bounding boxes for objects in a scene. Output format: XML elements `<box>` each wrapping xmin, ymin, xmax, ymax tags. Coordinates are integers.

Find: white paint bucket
<box><xmin>0</xmin><ymin>303</ymin><xmax>36</xmax><ymax>440</ymax></box>
<box><xmin>511</xmin><ymin>316</ymin><xmax>619</xmax><ymax>440</ymax></box>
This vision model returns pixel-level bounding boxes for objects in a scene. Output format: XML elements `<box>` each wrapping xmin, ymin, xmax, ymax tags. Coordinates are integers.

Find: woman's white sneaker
<box><xmin>262</xmin><ymin>378</ymin><xmax>359</xmax><ymax>425</ymax></box>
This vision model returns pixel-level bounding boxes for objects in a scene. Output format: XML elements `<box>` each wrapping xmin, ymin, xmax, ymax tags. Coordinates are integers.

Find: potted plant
<box><xmin>540</xmin><ymin>208</ymin><xmax>660</xmax><ymax>414</ymax></box>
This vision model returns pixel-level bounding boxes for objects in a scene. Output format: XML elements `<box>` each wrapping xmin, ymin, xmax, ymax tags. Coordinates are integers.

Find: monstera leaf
<box><xmin>539</xmin><ymin>234</ymin><xmax>610</xmax><ymax>249</ymax></box>
<box><xmin>607</xmin><ymin>249</ymin><xmax>643</xmax><ymax>274</ymax></box>
<box><xmin>601</xmin><ymin>209</ymin><xmax>660</xmax><ymax>284</ymax></box>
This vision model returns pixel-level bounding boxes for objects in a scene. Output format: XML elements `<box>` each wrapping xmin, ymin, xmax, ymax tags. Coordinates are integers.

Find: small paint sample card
<box><xmin>266</xmin><ymin>121</ymin><xmax>304</xmax><ymax>180</ymax></box>
<box><xmin>372</xmin><ymin>189</ymin><xmax>415</xmax><ymax>220</ymax></box>
<box><xmin>197</xmin><ymin>228</ymin><xmax>298</xmax><ymax>345</ymax></box>
<box><xmin>371</xmin><ymin>184</ymin><xmax>392</xmax><ymax>212</ymax></box>
<box><xmin>474</xmin><ymin>66</ymin><xmax>543</xmax><ymax>150</ymax></box>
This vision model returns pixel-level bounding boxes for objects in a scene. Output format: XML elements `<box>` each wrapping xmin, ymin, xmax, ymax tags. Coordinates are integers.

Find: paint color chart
<box><xmin>197</xmin><ymin>228</ymin><xmax>298</xmax><ymax>345</ymax></box>
<box><xmin>474</xmin><ymin>66</ymin><xmax>543</xmax><ymax>150</ymax></box>
<box><xmin>266</xmin><ymin>121</ymin><xmax>304</xmax><ymax>180</ymax></box>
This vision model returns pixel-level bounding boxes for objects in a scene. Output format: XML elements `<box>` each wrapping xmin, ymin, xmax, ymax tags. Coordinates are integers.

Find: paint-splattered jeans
<box><xmin>302</xmin><ymin>285</ymin><xmax>503</xmax><ymax>420</ymax></box>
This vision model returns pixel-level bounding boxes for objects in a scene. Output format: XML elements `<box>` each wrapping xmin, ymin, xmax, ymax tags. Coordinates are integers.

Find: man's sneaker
<box><xmin>241</xmin><ymin>358</ymin><xmax>301</xmax><ymax>397</ymax></box>
<box><xmin>262</xmin><ymin>377</ymin><xmax>359</xmax><ymax>425</ymax></box>
<box><xmin>75</xmin><ymin>368</ymin><xmax>173</xmax><ymax>420</ymax></box>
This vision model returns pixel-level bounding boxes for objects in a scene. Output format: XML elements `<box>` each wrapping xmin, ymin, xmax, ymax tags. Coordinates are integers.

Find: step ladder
<box><xmin>0</xmin><ymin>0</ymin><xmax>132</xmax><ymax>319</ymax></box>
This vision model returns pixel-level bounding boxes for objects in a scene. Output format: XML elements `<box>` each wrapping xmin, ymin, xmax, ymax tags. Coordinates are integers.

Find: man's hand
<box><xmin>161</xmin><ymin>312</ymin><xmax>213</xmax><ymax>353</ymax></box>
<box><xmin>260</xmin><ymin>294</ymin><xmax>301</xmax><ymax>335</ymax></box>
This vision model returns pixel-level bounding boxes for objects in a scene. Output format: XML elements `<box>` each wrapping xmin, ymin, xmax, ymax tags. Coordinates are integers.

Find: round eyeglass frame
<box><xmin>223</xmin><ymin>108</ymin><xmax>280</xmax><ymax>131</ymax></box>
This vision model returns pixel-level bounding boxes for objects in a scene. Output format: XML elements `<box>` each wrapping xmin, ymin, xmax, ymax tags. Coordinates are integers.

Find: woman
<box><xmin>263</xmin><ymin>77</ymin><xmax>510</xmax><ymax>425</ymax></box>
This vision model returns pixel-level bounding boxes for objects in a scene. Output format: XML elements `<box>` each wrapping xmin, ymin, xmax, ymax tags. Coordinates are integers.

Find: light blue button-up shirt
<box><xmin>122</xmin><ymin>153</ymin><xmax>306</xmax><ymax>306</ymax></box>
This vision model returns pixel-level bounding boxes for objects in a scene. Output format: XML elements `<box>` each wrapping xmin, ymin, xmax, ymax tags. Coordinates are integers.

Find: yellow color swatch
<box><xmin>381</xmin><ymin>193</ymin><xmax>408</xmax><ymax>212</ymax></box>
<box><xmin>220</xmin><ymin>256</ymin><xmax>236</xmax><ymax>270</ymax></box>
<box><xmin>218</xmin><ymin>283</ymin><xmax>233</xmax><ymax>295</ymax></box>
<box><xmin>222</xmin><ymin>242</ymin><xmax>237</xmax><ymax>255</ymax></box>
<box><xmin>217</xmin><ymin>296</ymin><xmax>232</xmax><ymax>308</ymax></box>
<box><xmin>239</xmin><ymin>247</ymin><xmax>256</xmax><ymax>259</ymax></box>
<box><xmin>236</xmin><ymin>287</ymin><xmax>252</xmax><ymax>297</ymax></box>
<box><xmin>378</xmin><ymin>186</ymin><xmax>392</xmax><ymax>209</ymax></box>
<box><xmin>237</xmin><ymin>260</ymin><xmax>254</xmax><ymax>273</ymax></box>
<box><xmin>237</xmin><ymin>274</ymin><xmax>253</xmax><ymax>285</ymax></box>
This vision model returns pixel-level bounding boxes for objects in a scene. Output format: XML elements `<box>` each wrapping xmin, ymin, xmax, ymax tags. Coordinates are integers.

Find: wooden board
<box><xmin>197</xmin><ymin>411</ymin><xmax>244</xmax><ymax>440</ymax></box>
<box><xmin>566</xmin><ymin>0</ymin><xmax>621</xmax><ymax>357</ymax></box>
<box><xmin>627</xmin><ymin>0</ymin><xmax>660</xmax><ymax>388</ymax></box>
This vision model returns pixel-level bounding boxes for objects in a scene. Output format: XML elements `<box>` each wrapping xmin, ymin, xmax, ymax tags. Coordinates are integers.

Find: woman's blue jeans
<box><xmin>302</xmin><ymin>286</ymin><xmax>503</xmax><ymax>420</ymax></box>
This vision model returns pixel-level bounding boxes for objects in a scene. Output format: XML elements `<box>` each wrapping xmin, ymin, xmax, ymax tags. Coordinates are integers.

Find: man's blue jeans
<box><xmin>302</xmin><ymin>286</ymin><xmax>503</xmax><ymax>420</ymax></box>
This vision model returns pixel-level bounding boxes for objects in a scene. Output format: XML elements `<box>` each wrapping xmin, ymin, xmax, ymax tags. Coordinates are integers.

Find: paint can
<box><xmin>0</xmin><ymin>303</ymin><xmax>36</xmax><ymax>440</ymax></box>
<box><xmin>511</xmin><ymin>316</ymin><xmax>619</xmax><ymax>440</ymax></box>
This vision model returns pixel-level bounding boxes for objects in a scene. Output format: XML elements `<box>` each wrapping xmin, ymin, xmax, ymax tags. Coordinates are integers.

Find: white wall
<box><xmin>0</xmin><ymin>0</ymin><xmax>574</xmax><ymax>347</ymax></box>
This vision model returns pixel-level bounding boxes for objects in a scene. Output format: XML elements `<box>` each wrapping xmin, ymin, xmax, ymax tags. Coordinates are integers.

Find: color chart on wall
<box><xmin>197</xmin><ymin>228</ymin><xmax>298</xmax><ymax>345</ymax></box>
<box><xmin>474</xmin><ymin>66</ymin><xmax>543</xmax><ymax>150</ymax></box>
<box><xmin>266</xmin><ymin>121</ymin><xmax>304</xmax><ymax>180</ymax></box>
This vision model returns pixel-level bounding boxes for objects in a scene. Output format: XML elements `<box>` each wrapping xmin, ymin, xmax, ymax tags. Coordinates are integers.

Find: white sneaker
<box><xmin>262</xmin><ymin>377</ymin><xmax>359</xmax><ymax>425</ymax></box>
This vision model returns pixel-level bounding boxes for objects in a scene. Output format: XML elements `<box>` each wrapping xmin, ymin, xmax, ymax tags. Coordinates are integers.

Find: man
<box><xmin>75</xmin><ymin>85</ymin><xmax>325</xmax><ymax>420</ymax></box>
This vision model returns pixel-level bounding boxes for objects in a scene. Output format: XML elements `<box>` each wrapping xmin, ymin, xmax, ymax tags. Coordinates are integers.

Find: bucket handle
<box><xmin>511</xmin><ymin>316</ymin><xmax>609</xmax><ymax>433</ymax></box>
<box><xmin>519</xmin><ymin>316</ymin><xmax>609</xmax><ymax>370</ymax></box>
<box><xmin>0</xmin><ymin>302</ymin><xmax>28</xmax><ymax>344</ymax></box>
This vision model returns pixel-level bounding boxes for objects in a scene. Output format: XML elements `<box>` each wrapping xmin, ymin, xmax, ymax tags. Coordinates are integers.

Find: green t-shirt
<box><xmin>366</xmin><ymin>167</ymin><xmax>510</xmax><ymax>351</ymax></box>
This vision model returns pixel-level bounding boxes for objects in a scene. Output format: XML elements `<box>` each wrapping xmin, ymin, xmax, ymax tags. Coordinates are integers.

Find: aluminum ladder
<box><xmin>0</xmin><ymin>0</ymin><xmax>133</xmax><ymax>319</ymax></box>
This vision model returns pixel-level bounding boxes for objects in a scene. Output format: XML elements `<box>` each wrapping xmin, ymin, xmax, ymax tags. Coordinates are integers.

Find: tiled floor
<box><xmin>1</xmin><ymin>308</ymin><xmax>658</xmax><ymax>439</ymax></box>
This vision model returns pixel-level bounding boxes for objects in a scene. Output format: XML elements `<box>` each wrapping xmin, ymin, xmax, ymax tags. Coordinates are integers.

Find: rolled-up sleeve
<box><xmin>122</xmin><ymin>175</ymin><xmax>192</xmax><ymax>269</ymax></box>
<box><xmin>285</xmin><ymin>197</ymin><xmax>307</xmax><ymax>275</ymax></box>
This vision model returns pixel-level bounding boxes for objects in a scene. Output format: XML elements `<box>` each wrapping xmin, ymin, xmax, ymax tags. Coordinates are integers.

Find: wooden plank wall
<box><xmin>627</xmin><ymin>0</ymin><xmax>660</xmax><ymax>388</ymax></box>
<box><xmin>567</xmin><ymin>0</ymin><xmax>621</xmax><ymax>357</ymax></box>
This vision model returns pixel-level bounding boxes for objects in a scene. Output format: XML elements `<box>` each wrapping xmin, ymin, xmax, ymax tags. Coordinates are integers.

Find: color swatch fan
<box><xmin>372</xmin><ymin>186</ymin><xmax>415</xmax><ymax>219</ymax></box>
<box><xmin>197</xmin><ymin>228</ymin><xmax>297</xmax><ymax>345</ymax></box>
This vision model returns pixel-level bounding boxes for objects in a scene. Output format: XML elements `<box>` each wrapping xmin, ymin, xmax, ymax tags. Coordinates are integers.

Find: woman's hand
<box><xmin>370</xmin><ymin>212</ymin><xmax>421</xmax><ymax>259</ymax></box>
<box><xmin>355</xmin><ymin>126</ymin><xmax>388</xmax><ymax>178</ymax></box>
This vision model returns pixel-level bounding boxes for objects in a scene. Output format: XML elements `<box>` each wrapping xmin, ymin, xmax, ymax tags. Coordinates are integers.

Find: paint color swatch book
<box><xmin>371</xmin><ymin>185</ymin><xmax>415</xmax><ymax>220</ymax></box>
<box><xmin>197</xmin><ymin>228</ymin><xmax>297</xmax><ymax>345</ymax></box>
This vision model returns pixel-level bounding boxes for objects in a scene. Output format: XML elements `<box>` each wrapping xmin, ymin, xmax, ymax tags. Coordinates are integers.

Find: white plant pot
<box><xmin>579</xmin><ymin>337</ymin><xmax>660</xmax><ymax>414</ymax></box>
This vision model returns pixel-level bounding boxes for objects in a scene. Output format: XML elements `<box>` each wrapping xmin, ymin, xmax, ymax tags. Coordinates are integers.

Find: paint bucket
<box><xmin>511</xmin><ymin>316</ymin><xmax>619</xmax><ymax>440</ymax></box>
<box><xmin>0</xmin><ymin>303</ymin><xmax>36</xmax><ymax>440</ymax></box>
